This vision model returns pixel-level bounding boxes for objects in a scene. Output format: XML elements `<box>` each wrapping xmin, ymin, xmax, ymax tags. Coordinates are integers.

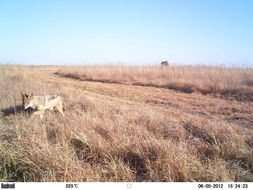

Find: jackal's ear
<box><xmin>21</xmin><ymin>91</ymin><xmax>28</xmax><ymax>98</ymax></box>
<box><xmin>30</xmin><ymin>92</ymin><xmax>33</xmax><ymax>97</ymax></box>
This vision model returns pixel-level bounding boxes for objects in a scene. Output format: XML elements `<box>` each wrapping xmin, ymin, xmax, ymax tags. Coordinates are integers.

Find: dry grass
<box><xmin>0</xmin><ymin>64</ymin><xmax>253</xmax><ymax>182</ymax></box>
<box><xmin>56</xmin><ymin>65</ymin><xmax>253</xmax><ymax>101</ymax></box>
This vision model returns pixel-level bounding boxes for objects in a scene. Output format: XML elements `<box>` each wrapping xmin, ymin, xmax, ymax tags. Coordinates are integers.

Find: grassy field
<box><xmin>0</xmin><ymin>64</ymin><xmax>253</xmax><ymax>182</ymax></box>
<box><xmin>57</xmin><ymin>65</ymin><xmax>253</xmax><ymax>101</ymax></box>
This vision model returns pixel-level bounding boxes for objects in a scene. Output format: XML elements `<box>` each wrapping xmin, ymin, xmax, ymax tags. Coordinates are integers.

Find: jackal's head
<box><xmin>21</xmin><ymin>92</ymin><xmax>34</xmax><ymax>110</ymax></box>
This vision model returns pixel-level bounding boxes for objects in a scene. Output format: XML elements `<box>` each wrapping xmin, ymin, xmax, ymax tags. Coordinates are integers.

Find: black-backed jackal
<box><xmin>21</xmin><ymin>92</ymin><xmax>64</xmax><ymax>119</ymax></box>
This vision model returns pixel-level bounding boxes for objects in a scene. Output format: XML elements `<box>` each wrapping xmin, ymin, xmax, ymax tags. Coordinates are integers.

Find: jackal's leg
<box><xmin>56</xmin><ymin>104</ymin><xmax>64</xmax><ymax>116</ymax></box>
<box><xmin>33</xmin><ymin>110</ymin><xmax>44</xmax><ymax>115</ymax></box>
<box><xmin>33</xmin><ymin>110</ymin><xmax>45</xmax><ymax>119</ymax></box>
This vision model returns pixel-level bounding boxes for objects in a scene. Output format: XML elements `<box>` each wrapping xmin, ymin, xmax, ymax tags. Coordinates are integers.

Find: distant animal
<box><xmin>21</xmin><ymin>92</ymin><xmax>64</xmax><ymax>119</ymax></box>
<box><xmin>161</xmin><ymin>61</ymin><xmax>169</xmax><ymax>66</ymax></box>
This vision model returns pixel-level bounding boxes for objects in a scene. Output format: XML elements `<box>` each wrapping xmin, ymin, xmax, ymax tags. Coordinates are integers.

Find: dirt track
<box><xmin>28</xmin><ymin>67</ymin><xmax>253</xmax><ymax>129</ymax></box>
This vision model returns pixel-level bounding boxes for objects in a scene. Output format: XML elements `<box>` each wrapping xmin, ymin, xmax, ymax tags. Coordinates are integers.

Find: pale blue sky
<box><xmin>0</xmin><ymin>0</ymin><xmax>253</xmax><ymax>66</ymax></box>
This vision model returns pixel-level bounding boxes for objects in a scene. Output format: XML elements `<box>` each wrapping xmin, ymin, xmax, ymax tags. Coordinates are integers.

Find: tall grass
<box><xmin>0</xmin><ymin>65</ymin><xmax>253</xmax><ymax>182</ymax></box>
<box><xmin>57</xmin><ymin>65</ymin><xmax>253</xmax><ymax>100</ymax></box>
